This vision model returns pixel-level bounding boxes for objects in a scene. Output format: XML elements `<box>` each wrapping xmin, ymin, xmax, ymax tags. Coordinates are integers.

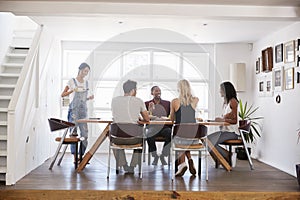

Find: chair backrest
<box><xmin>239</xmin><ymin>121</ymin><xmax>251</xmax><ymax>132</ymax></box>
<box><xmin>173</xmin><ymin>123</ymin><xmax>207</xmax><ymax>139</ymax></box>
<box><xmin>48</xmin><ymin>118</ymin><xmax>75</xmax><ymax>132</ymax></box>
<box><xmin>110</xmin><ymin>123</ymin><xmax>144</xmax><ymax>138</ymax></box>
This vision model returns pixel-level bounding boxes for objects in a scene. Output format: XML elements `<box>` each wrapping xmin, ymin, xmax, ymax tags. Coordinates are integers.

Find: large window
<box><xmin>61</xmin><ymin>43</ymin><xmax>210</xmax><ymax>121</ymax></box>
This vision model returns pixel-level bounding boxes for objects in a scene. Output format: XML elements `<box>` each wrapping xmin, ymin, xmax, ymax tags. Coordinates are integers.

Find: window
<box><xmin>61</xmin><ymin>43</ymin><xmax>210</xmax><ymax>120</ymax></box>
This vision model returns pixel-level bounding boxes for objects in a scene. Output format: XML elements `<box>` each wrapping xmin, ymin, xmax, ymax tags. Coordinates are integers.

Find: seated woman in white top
<box><xmin>207</xmin><ymin>81</ymin><xmax>239</xmax><ymax>165</ymax></box>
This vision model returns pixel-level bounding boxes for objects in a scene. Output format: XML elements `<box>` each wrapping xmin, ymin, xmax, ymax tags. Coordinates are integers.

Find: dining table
<box><xmin>76</xmin><ymin>118</ymin><xmax>232</xmax><ymax>172</ymax></box>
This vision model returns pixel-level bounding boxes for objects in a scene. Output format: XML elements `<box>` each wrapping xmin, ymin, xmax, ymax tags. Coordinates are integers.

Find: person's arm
<box><xmin>170</xmin><ymin>98</ymin><xmax>178</xmax><ymax>123</ymax></box>
<box><xmin>140</xmin><ymin>110</ymin><xmax>150</xmax><ymax>122</ymax></box>
<box><xmin>215</xmin><ymin>99</ymin><xmax>238</xmax><ymax>124</ymax></box>
<box><xmin>61</xmin><ymin>85</ymin><xmax>74</xmax><ymax>97</ymax></box>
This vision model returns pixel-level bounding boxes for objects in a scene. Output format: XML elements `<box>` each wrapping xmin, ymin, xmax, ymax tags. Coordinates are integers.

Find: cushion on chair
<box><xmin>221</xmin><ymin>139</ymin><xmax>243</xmax><ymax>145</ymax></box>
<box><xmin>55</xmin><ymin>137</ymin><xmax>80</xmax><ymax>143</ymax></box>
<box><xmin>175</xmin><ymin>143</ymin><xmax>204</xmax><ymax>149</ymax></box>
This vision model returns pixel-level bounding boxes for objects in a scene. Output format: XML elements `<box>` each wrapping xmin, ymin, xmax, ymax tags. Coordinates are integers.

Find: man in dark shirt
<box><xmin>145</xmin><ymin>86</ymin><xmax>171</xmax><ymax>165</ymax></box>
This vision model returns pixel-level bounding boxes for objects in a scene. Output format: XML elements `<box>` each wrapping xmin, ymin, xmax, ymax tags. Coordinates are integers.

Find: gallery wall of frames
<box><xmin>255</xmin><ymin>38</ymin><xmax>300</xmax><ymax>100</ymax></box>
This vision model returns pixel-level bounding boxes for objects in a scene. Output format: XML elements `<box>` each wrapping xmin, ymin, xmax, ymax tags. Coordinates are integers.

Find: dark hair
<box><xmin>151</xmin><ymin>86</ymin><xmax>159</xmax><ymax>93</ymax></box>
<box><xmin>123</xmin><ymin>80</ymin><xmax>137</xmax><ymax>93</ymax></box>
<box><xmin>220</xmin><ymin>81</ymin><xmax>238</xmax><ymax>103</ymax></box>
<box><xmin>79</xmin><ymin>62</ymin><xmax>90</xmax><ymax>70</ymax></box>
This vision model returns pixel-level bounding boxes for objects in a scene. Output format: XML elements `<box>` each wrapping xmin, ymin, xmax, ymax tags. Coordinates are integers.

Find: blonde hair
<box><xmin>177</xmin><ymin>79</ymin><xmax>193</xmax><ymax>106</ymax></box>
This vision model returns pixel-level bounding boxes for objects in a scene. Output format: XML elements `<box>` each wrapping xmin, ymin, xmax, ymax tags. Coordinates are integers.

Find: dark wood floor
<box><xmin>1</xmin><ymin>153</ymin><xmax>299</xmax><ymax>192</ymax></box>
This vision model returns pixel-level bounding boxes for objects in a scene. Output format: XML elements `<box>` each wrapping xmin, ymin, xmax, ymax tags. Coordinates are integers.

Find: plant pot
<box><xmin>296</xmin><ymin>164</ymin><xmax>300</xmax><ymax>187</ymax></box>
<box><xmin>235</xmin><ymin>147</ymin><xmax>251</xmax><ymax>160</ymax></box>
<box><xmin>239</xmin><ymin>120</ymin><xmax>248</xmax><ymax>128</ymax></box>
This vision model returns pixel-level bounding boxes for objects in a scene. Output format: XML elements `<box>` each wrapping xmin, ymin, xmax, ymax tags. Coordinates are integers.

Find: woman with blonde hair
<box><xmin>170</xmin><ymin>79</ymin><xmax>199</xmax><ymax>176</ymax></box>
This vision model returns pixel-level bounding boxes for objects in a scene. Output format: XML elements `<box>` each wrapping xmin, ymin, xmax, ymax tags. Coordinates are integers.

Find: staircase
<box><xmin>0</xmin><ymin>30</ymin><xmax>34</xmax><ymax>182</ymax></box>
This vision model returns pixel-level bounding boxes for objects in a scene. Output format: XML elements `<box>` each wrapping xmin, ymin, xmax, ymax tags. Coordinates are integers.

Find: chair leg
<box><xmin>49</xmin><ymin>128</ymin><xmax>68</xmax><ymax>170</ymax></box>
<box><xmin>244</xmin><ymin>146</ymin><xmax>254</xmax><ymax>170</ymax></box>
<box><xmin>175</xmin><ymin>151</ymin><xmax>179</xmax><ymax>173</ymax></box>
<box><xmin>138</xmin><ymin>149</ymin><xmax>143</xmax><ymax>179</ymax></box>
<box><xmin>228</xmin><ymin>145</ymin><xmax>232</xmax><ymax>167</ymax></box>
<box><xmin>74</xmin><ymin>142</ymin><xmax>78</xmax><ymax>169</ymax></box>
<box><xmin>57</xmin><ymin>144</ymin><xmax>68</xmax><ymax>166</ymax></box>
<box><xmin>198</xmin><ymin>151</ymin><xmax>201</xmax><ymax>176</ymax></box>
<box><xmin>107</xmin><ymin>146</ymin><xmax>111</xmax><ymax>179</ymax></box>
<box><xmin>116</xmin><ymin>149</ymin><xmax>120</xmax><ymax>174</ymax></box>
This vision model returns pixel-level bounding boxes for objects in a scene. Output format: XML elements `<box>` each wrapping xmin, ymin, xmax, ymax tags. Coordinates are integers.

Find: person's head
<box><xmin>78</xmin><ymin>62</ymin><xmax>90</xmax><ymax>77</ymax></box>
<box><xmin>151</xmin><ymin>86</ymin><xmax>161</xmax><ymax>100</ymax></box>
<box><xmin>177</xmin><ymin>79</ymin><xmax>193</xmax><ymax>106</ymax></box>
<box><xmin>220</xmin><ymin>81</ymin><xmax>238</xmax><ymax>103</ymax></box>
<box><xmin>123</xmin><ymin>80</ymin><xmax>137</xmax><ymax>96</ymax></box>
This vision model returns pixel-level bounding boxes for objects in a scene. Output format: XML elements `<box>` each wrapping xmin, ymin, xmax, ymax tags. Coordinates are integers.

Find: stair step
<box><xmin>0</xmin><ymin>167</ymin><xmax>6</xmax><ymax>173</ymax></box>
<box><xmin>10</xmin><ymin>45</ymin><xmax>30</xmax><ymax>50</ymax></box>
<box><xmin>0</xmin><ymin>135</ymin><xmax>7</xmax><ymax>140</ymax></box>
<box><xmin>6</xmin><ymin>53</ymin><xmax>27</xmax><ymax>58</ymax></box>
<box><xmin>0</xmin><ymin>96</ymin><xmax>11</xmax><ymax>100</ymax></box>
<box><xmin>2</xmin><ymin>63</ymin><xmax>23</xmax><ymax>68</ymax></box>
<box><xmin>0</xmin><ymin>121</ymin><xmax>8</xmax><ymax>126</ymax></box>
<box><xmin>0</xmin><ymin>73</ymin><xmax>20</xmax><ymax>78</ymax></box>
<box><xmin>0</xmin><ymin>84</ymin><xmax>15</xmax><ymax>88</ymax></box>
<box><xmin>0</xmin><ymin>108</ymin><xmax>8</xmax><ymax>112</ymax></box>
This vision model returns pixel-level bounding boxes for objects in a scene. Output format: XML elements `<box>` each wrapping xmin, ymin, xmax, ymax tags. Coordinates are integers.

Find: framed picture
<box><xmin>273</xmin><ymin>66</ymin><xmax>284</xmax><ymax>91</ymax></box>
<box><xmin>284</xmin><ymin>40</ymin><xmax>295</xmax><ymax>63</ymax></box>
<box><xmin>255</xmin><ymin>59</ymin><xmax>260</xmax><ymax>74</ymax></box>
<box><xmin>257</xmin><ymin>74</ymin><xmax>265</xmax><ymax>97</ymax></box>
<box><xmin>294</xmin><ymin>67</ymin><xmax>300</xmax><ymax>84</ymax></box>
<box><xmin>285</xmin><ymin>67</ymin><xmax>294</xmax><ymax>90</ymax></box>
<box><xmin>275</xmin><ymin>43</ymin><xmax>283</xmax><ymax>63</ymax></box>
<box><xmin>265</xmin><ymin>72</ymin><xmax>273</xmax><ymax>97</ymax></box>
<box><xmin>262</xmin><ymin>47</ymin><xmax>273</xmax><ymax>72</ymax></box>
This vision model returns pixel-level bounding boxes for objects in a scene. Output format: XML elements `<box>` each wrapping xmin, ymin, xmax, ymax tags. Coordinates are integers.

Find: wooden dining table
<box><xmin>76</xmin><ymin>118</ymin><xmax>232</xmax><ymax>172</ymax></box>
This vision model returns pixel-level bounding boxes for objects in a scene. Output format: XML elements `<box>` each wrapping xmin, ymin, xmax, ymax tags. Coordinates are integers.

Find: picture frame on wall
<box><xmin>284</xmin><ymin>40</ymin><xmax>295</xmax><ymax>63</ymax></box>
<box><xmin>273</xmin><ymin>66</ymin><xmax>284</xmax><ymax>92</ymax></box>
<box><xmin>275</xmin><ymin>43</ymin><xmax>283</xmax><ymax>63</ymax></box>
<box><xmin>257</xmin><ymin>74</ymin><xmax>265</xmax><ymax>97</ymax></box>
<box><xmin>285</xmin><ymin>67</ymin><xmax>294</xmax><ymax>90</ymax></box>
<box><xmin>262</xmin><ymin>47</ymin><xmax>273</xmax><ymax>72</ymax></box>
<box><xmin>265</xmin><ymin>72</ymin><xmax>273</xmax><ymax>97</ymax></box>
<box><xmin>256</xmin><ymin>59</ymin><xmax>260</xmax><ymax>74</ymax></box>
<box><xmin>294</xmin><ymin>67</ymin><xmax>300</xmax><ymax>84</ymax></box>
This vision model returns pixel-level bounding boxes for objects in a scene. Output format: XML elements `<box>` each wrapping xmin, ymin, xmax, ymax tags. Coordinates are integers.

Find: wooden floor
<box><xmin>0</xmin><ymin>153</ymin><xmax>299</xmax><ymax>199</ymax></box>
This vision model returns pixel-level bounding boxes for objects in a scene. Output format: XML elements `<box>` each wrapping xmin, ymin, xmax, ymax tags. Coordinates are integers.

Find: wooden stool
<box><xmin>55</xmin><ymin>136</ymin><xmax>82</xmax><ymax>169</ymax></box>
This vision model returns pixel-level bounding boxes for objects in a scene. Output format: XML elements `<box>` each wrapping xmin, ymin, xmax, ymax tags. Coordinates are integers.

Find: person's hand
<box><xmin>88</xmin><ymin>95</ymin><xmax>94</xmax><ymax>100</ymax></box>
<box><xmin>74</xmin><ymin>87</ymin><xmax>78</xmax><ymax>92</ymax></box>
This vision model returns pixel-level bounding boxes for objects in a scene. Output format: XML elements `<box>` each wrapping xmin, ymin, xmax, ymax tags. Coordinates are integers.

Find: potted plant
<box><xmin>236</xmin><ymin>99</ymin><xmax>263</xmax><ymax>159</ymax></box>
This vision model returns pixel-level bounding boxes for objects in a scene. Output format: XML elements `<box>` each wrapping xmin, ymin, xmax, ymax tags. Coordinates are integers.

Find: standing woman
<box><xmin>61</xmin><ymin>62</ymin><xmax>94</xmax><ymax>162</ymax></box>
<box><xmin>170</xmin><ymin>79</ymin><xmax>199</xmax><ymax>176</ymax></box>
<box><xmin>207</xmin><ymin>81</ymin><xmax>238</xmax><ymax>165</ymax></box>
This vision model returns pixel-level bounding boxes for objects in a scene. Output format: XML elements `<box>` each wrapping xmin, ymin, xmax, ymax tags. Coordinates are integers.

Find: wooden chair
<box><xmin>171</xmin><ymin>123</ymin><xmax>208</xmax><ymax>180</ymax></box>
<box><xmin>221</xmin><ymin>121</ymin><xmax>254</xmax><ymax>170</ymax></box>
<box><xmin>107</xmin><ymin>123</ymin><xmax>145</xmax><ymax>179</ymax></box>
<box><xmin>48</xmin><ymin>118</ymin><xmax>82</xmax><ymax>170</ymax></box>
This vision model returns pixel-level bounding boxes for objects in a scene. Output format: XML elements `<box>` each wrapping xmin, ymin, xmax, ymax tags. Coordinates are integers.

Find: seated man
<box><xmin>111</xmin><ymin>80</ymin><xmax>150</xmax><ymax>173</ymax></box>
<box><xmin>145</xmin><ymin>86</ymin><xmax>172</xmax><ymax>165</ymax></box>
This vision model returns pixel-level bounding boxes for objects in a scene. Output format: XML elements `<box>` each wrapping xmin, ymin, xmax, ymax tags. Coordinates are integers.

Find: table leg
<box><xmin>76</xmin><ymin>124</ymin><xmax>110</xmax><ymax>172</ymax></box>
<box><xmin>206</xmin><ymin>139</ymin><xmax>231</xmax><ymax>171</ymax></box>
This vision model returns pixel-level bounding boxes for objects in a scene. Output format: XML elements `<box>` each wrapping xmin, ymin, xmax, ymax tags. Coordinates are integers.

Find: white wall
<box><xmin>0</xmin><ymin>12</ymin><xmax>14</xmax><ymax>68</ymax></box>
<box><xmin>252</xmin><ymin>22</ymin><xmax>300</xmax><ymax>176</ymax></box>
<box><xmin>214</xmin><ymin>43</ymin><xmax>252</xmax><ymax>116</ymax></box>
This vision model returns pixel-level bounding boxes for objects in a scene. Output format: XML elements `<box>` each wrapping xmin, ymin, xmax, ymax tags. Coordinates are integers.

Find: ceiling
<box><xmin>0</xmin><ymin>0</ymin><xmax>300</xmax><ymax>43</ymax></box>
